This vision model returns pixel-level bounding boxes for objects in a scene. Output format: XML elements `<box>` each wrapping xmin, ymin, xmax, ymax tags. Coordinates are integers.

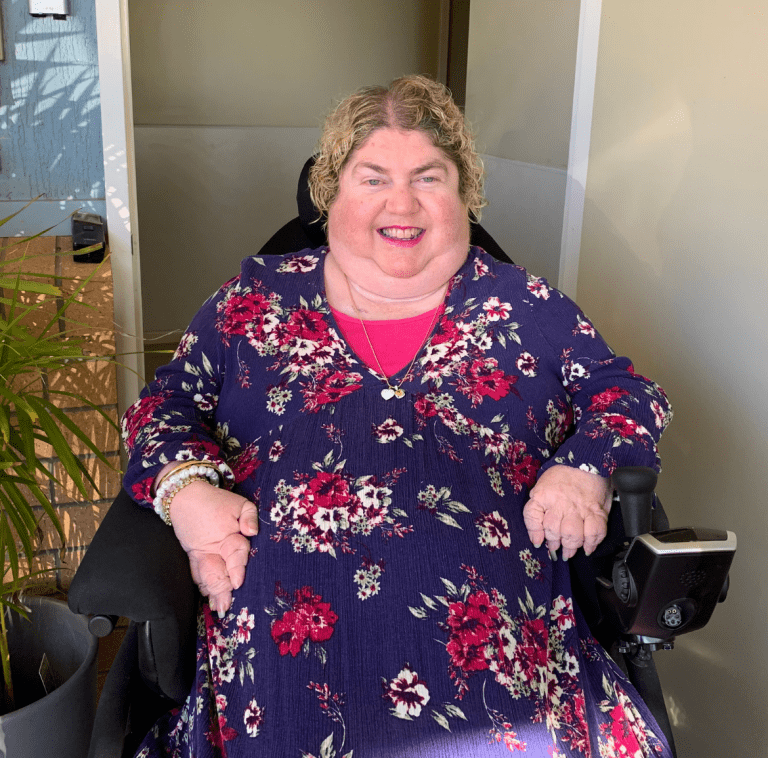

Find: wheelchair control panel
<box><xmin>597</xmin><ymin>467</ymin><xmax>737</xmax><ymax>653</ymax></box>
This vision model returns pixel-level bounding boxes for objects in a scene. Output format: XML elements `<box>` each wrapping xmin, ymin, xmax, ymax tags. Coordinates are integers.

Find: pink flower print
<box><xmin>173</xmin><ymin>331</ymin><xmax>198</xmax><ymax>359</ymax></box>
<box><xmin>526</xmin><ymin>276</ymin><xmax>551</xmax><ymax>299</ymax></box>
<box><xmin>473</xmin><ymin>257</ymin><xmax>490</xmax><ymax>278</ymax></box>
<box><xmin>270</xmin><ymin>586</ymin><xmax>338</xmax><ymax>657</ymax></box>
<box><xmin>383</xmin><ymin>666</ymin><xmax>430</xmax><ymax>719</ymax></box>
<box><xmin>651</xmin><ymin>399</ymin><xmax>668</xmax><ymax>429</ymax></box>
<box><xmin>121</xmin><ymin>392</ymin><xmax>170</xmax><ymax>449</ymax></box>
<box><xmin>550</xmin><ymin>595</ymin><xmax>576</xmax><ymax>632</ymax></box>
<box><xmin>130</xmin><ymin>476</ymin><xmax>154</xmax><ymax>505</ymax></box>
<box><xmin>243</xmin><ymin>698</ymin><xmax>264</xmax><ymax>737</ymax></box>
<box><xmin>599</xmin><ymin>414</ymin><xmax>648</xmax><ymax>439</ymax></box>
<box><xmin>482</xmin><ymin>296</ymin><xmax>512</xmax><ymax>321</ymax></box>
<box><xmin>588</xmin><ymin>386</ymin><xmax>630</xmax><ymax>412</ymax></box>
<box><xmin>302</xmin><ymin>369</ymin><xmax>363</xmax><ymax>412</ymax></box>
<box><xmin>573</xmin><ymin>314</ymin><xmax>596</xmax><ymax>338</ymax></box>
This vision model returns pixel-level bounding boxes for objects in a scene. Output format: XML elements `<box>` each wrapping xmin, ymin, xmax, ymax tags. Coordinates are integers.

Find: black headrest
<box><xmin>297</xmin><ymin>156</ymin><xmax>326</xmax><ymax>248</ymax></box>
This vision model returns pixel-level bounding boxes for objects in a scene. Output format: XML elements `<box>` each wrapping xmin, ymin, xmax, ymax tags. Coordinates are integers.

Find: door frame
<box><xmin>95</xmin><ymin>0</ymin><xmax>144</xmax><ymax>421</ymax></box>
<box><xmin>559</xmin><ymin>0</ymin><xmax>603</xmax><ymax>298</ymax></box>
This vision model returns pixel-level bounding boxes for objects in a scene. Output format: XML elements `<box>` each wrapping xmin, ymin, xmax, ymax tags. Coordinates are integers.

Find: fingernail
<box><xmin>562</xmin><ymin>554</ymin><xmax>569</xmax><ymax>562</ymax></box>
<box><xmin>549</xmin><ymin>550</ymin><xmax>558</xmax><ymax>562</ymax></box>
<box><xmin>532</xmin><ymin>541</ymin><xmax>543</xmax><ymax>549</ymax></box>
<box><xmin>217</xmin><ymin>607</ymin><xmax>225</xmax><ymax>619</ymax></box>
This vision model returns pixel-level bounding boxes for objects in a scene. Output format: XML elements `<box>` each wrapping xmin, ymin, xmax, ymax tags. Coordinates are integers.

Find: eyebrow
<box><xmin>352</xmin><ymin>160</ymin><xmax>450</xmax><ymax>177</ymax></box>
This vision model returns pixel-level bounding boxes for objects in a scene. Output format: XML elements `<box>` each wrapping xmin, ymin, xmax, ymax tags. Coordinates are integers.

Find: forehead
<box><xmin>345</xmin><ymin>128</ymin><xmax>455</xmax><ymax>173</ymax></box>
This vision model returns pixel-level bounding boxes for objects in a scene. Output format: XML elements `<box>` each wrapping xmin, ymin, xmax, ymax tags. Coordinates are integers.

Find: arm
<box><xmin>520</xmin><ymin>275</ymin><xmax>672</xmax><ymax>558</ymax></box>
<box><xmin>121</xmin><ymin>275</ymin><xmax>258</xmax><ymax>613</ymax></box>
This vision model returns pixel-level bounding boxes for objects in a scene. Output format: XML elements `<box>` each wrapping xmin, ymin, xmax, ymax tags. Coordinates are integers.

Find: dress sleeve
<box><xmin>526</xmin><ymin>274</ymin><xmax>672</xmax><ymax>478</ymax></box>
<box><xmin>121</xmin><ymin>277</ymin><xmax>239</xmax><ymax>507</ymax></box>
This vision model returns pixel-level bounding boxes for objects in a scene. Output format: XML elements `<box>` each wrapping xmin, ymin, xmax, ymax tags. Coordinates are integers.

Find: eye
<box><xmin>419</xmin><ymin>176</ymin><xmax>437</xmax><ymax>184</ymax></box>
<box><xmin>366</xmin><ymin>178</ymin><xmax>382</xmax><ymax>186</ymax></box>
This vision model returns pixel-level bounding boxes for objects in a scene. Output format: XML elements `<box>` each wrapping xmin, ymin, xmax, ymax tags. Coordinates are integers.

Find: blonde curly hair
<box><xmin>309</xmin><ymin>75</ymin><xmax>486</xmax><ymax>222</ymax></box>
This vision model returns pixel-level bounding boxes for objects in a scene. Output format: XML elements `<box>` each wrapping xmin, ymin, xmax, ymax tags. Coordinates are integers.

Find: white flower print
<box><xmin>235</xmin><ymin>608</ymin><xmax>255</xmax><ymax>644</ymax></box>
<box><xmin>372</xmin><ymin>417</ymin><xmax>404</xmax><ymax>443</ymax></box>
<box><xmin>516</xmin><ymin>351</ymin><xmax>538</xmax><ymax>377</ymax></box>
<box><xmin>269</xmin><ymin>440</ymin><xmax>286</xmax><ymax>461</ymax></box>
<box><xmin>384</xmin><ymin>666</ymin><xmax>430</xmax><ymax>719</ymax></box>
<box><xmin>276</xmin><ymin>254</ymin><xmax>319</xmax><ymax>273</ymax></box>
<box><xmin>482</xmin><ymin>296</ymin><xmax>512</xmax><ymax>321</ymax></box>
<box><xmin>244</xmin><ymin>698</ymin><xmax>265</xmax><ymax>737</ymax></box>
<box><xmin>475</xmin><ymin>510</ymin><xmax>511</xmax><ymax>551</ymax></box>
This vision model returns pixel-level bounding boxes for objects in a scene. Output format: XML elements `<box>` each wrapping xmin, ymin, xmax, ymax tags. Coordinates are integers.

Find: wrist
<box><xmin>153</xmin><ymin>463</ymin><xmax>221</xmax><ymax>525</ymax></box>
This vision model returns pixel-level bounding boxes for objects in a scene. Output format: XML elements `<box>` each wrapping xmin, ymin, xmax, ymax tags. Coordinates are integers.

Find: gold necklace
<box><xmin>344</xmin><ymin>275</ymin><xmax>443</xmax><ymax>400</ymax></box>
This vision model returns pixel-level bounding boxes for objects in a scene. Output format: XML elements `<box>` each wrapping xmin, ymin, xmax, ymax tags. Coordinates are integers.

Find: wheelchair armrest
<box><xmin>69</xmin><ymin>489</ymin><xmax>198</xmax><ymax>702</ymax></box>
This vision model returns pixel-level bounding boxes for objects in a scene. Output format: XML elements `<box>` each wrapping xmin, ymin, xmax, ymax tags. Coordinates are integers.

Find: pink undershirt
<box><xmin>331</xmin><ymin>305</ymin><xmax>444</xmax><ymax>377</ymax></box>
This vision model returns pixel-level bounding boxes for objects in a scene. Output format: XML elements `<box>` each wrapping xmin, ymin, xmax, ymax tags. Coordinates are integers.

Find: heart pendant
<box><xmin>381</xmin><ymin>387</ymin><xmax>396</xmax><ymax>400</ymax></box>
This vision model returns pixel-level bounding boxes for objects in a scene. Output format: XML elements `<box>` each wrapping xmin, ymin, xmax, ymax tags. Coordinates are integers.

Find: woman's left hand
<box><xmin>522</xmin><ymin>465</ymin><xmax>612</xmax><ymax>560</ymax></box>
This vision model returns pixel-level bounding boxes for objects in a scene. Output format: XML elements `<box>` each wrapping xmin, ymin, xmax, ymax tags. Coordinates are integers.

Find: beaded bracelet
<box><xmin>152</xmin><ymin>463</ymin><xmax>220</xmax><ymax>526</ymax></box>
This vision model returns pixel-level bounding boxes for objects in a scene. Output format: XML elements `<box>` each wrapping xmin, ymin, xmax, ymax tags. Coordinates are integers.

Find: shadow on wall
<box><xmin>0</xmin><ymin>4</ymin><xmax>106</xmax><ymax>234</ymax></box>
<box><xmin>578</xmin><ymin>194</ymin><xmax>765</xmax><ymax>756</ymax></box>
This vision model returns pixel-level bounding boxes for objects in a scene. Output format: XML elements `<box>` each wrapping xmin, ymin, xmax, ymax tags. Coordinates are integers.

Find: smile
<box><xmin>378</xmin><ymin>227</ymin><xmax>425</xmax><ymax>247</ymax></box>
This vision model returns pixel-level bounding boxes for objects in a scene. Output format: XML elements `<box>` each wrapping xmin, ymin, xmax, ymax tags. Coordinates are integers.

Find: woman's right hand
<box><xmin>167</xmin><ymin>480</ymin><xmax>259</xmax><ymax>616</ymax></box>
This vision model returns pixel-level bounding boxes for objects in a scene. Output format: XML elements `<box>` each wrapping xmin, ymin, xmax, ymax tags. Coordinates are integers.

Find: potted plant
<box><xmin>0</xmin><ymin>202</ymin><xmax>118</xmax><ymax>757</ymax></box>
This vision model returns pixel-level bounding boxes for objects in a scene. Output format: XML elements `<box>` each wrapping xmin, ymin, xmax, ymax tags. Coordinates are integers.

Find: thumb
<box><xmin>238</xmin><ymin>499</ymin><xmax>259</xmax><ymax>536</ymax></box>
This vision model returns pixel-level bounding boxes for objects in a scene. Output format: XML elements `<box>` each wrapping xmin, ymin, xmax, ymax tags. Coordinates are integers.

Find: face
<box><xmin>327</xmin><ymin>128</ymin><xmax>470</xmax><ymax>301</ymax></box>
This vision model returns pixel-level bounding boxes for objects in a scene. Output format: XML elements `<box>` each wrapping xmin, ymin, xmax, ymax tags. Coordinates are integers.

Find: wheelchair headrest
<box><xmin>297</xmin><ymin>156</ymin><xmax>327</xmax><ymax>248</ymax></box>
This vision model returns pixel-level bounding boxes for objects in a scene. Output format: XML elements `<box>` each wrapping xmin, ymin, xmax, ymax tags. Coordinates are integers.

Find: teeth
<box><xmin>380</xmin><ymin>227</ymin><xmax>422</xmax><ymax>240</ymax></box>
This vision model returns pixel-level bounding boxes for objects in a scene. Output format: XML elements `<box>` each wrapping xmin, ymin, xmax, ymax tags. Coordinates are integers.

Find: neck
<box><xmin>324</xmin><ymin>250</ymin><xmax>451</xmax><ymax>320</ymax></box>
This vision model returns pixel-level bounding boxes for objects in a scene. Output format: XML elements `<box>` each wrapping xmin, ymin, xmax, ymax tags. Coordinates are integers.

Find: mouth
<box><xmin>377</xmin><ymin>226</ymin><xmax>425</xmax><ymax>247</ymax></box>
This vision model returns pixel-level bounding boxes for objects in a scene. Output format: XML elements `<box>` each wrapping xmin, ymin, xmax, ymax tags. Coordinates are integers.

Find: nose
<box><xmin>386</xmin><ymin>182</ymin><xmax>419</xmax><ymax>215</ymax></box>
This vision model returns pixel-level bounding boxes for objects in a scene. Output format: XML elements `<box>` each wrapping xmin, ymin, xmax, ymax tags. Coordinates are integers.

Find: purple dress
<box><xmin>123</xmin><ymin>249</ymin><xmax>674</xmax><ymax>758</ymax></box>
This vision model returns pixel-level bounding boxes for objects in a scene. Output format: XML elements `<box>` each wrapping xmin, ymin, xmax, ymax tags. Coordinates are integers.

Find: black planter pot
<box><xmin>0</xmin><ymin>595</ymin><xmax>98</xmax><ymax>758</ymax></box>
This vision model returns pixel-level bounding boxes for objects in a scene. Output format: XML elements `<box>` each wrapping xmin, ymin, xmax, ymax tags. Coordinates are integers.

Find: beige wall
<box><xmin>129</xmin><ymin>0</ymin><xmax>441</xmax><ymax>128</ymax></box>
<box><xmin>128</xmin><ymin>0</ymin><xmax>442</xmax><ymax>335</ymax></box>
<box><xmin>579</xmin><ymin>3</ymin><xmax>767</xmax><ymax>754</ymax></box>
<box><xmin>465</xmin><ymin>0</ymin><xmax>579</xmax><ymax>167</ymax></box>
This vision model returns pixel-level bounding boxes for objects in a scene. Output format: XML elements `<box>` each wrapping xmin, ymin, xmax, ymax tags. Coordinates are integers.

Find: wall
<box><xmin>579</xmin><ymin>3</ymin><xmax>767</xmax><ymax>755</ymax></box>
<box><xmin>464</xmin><ymin>0</ymin><xmax>579</xmax><ymax>283</ymax></box>
<box><xmin>128</xmin><ymin>0</ymin><xmax>442</xmax><ymax>337</ymax></box>
<box><xmin>0</xmin><ymin>0</ymin><xmax>105</xmax><ymax>234</ymax></box>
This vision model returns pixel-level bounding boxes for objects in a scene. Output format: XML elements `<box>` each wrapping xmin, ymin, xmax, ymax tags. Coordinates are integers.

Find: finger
<box><xmin>582</xmin><ymin>510</ymin><xmax>609</xmax><ymax>556</ymax></box>
<box><xmin>522</xmin><ymin>499</ymin><xmax>547</xmax><ymax>548</ymax></box>
<box><xmin>238</xmin><ymin>500</ymin><xmax>259</xmax><ymax>536</ymax></box>
<box><xmin>194</xmin><ymin>552</ymin><xmax>234</xmax><ymax>616</ymax></box>
<box><xmin>541</xmin><ymin>506</ymin><xmax>564</xmax><ymax>554</ymax></box>
<box><xmin>559</xmin><ymin>511</ymin><xmax>586</xmax><ymax>561</ymax></box>
<box><xmin>219</xmin><ymin>532</ymin><xmax>251</xmax><ymax>590</ymax></box>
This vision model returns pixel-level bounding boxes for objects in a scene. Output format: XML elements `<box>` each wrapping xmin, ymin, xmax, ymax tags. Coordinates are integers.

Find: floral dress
<box><xmin>123</xmin><ymin>248</ymin><xmax>674</xmax><ymax>758</ymax></box>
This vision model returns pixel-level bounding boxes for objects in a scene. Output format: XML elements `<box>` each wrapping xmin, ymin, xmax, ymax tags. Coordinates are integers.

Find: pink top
<box><xmin>331</xmin><ymin>306</ymin><xmax>444</xmax><ymax>377</ymax></box>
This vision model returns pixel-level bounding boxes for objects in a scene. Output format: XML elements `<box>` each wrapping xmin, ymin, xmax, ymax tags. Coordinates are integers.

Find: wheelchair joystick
<box><xmin>598</xmin><ymin>466</ymin><xmax>737</xmax><ymax>647</ymax></box>
<box><xmin>612</xmin><ymin>466</ymin><xmax>657</xmax><ymax>539</ymax></box>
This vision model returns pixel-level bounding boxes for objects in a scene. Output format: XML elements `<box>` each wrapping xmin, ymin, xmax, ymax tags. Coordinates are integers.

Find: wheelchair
<box><xmin>68</xmin><ymin>159</ymin><xmax>736</xmax><ymax>758</ymax></box>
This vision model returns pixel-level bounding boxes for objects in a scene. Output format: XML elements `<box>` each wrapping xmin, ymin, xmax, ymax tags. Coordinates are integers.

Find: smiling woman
<box><xmin>324</xmin><ymin>128</ymin><xmax>470</xmax><ymax>315</ymax></box>
<box><xmin>121</xmin><ymin>75</ymin><xmax>674</xmax><ymax>757</ymax></box>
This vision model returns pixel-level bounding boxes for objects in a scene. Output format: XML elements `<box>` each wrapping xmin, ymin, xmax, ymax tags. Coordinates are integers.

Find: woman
<box><xmin>124</xmin><ymin>75</ymin><xmax>673</xmax><ymax>757</ymax></box>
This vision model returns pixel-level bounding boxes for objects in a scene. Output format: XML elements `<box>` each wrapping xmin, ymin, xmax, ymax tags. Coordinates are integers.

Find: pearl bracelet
<box><xmin>153</xmin><ymin>463</ymin><xmax>220</xmax><ymax>525</ymax></box>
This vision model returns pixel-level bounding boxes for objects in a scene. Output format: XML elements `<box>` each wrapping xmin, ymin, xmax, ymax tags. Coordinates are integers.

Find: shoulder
<box><xmin>462</xmin><ymin>247</ymin><xmax>560</xmax><ymax>301</ymax></box>
<box><xmin>240</xmin><ymin>247</ymin><xmax>325</xmax><ymax>281</ymax></box>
